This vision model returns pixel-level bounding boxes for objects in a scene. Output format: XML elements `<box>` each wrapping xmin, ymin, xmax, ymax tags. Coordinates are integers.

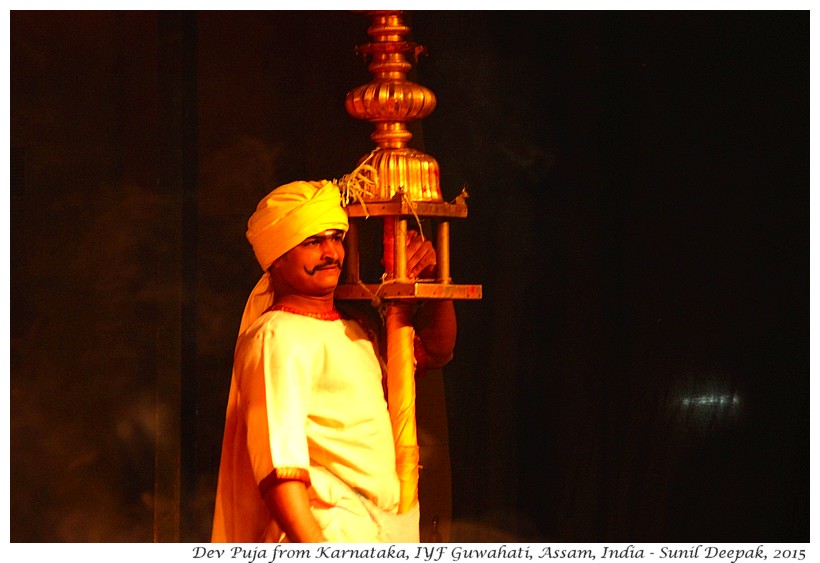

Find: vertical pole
<box><xmin>385</xmin><ymin>302</ymin><xmax>420</xmax><ymax>515</ymax></box>
<box><xmin>382</xmin><ymin>215</ymin><xmax>420</xmax><ymax>517</ymax></box>
<box><xmin>394</xmin><ymin>217</ymin><xmax>408</xmax><ymax>281</ymax></box>
<box><xmin>436</xmin><ymin>221</ymin><xmax>451</xmax><ymax>283</ymax></box>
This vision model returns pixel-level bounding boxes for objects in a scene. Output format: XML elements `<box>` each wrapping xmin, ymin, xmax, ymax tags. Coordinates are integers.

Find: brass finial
<box><xmin>345</xmin><ymin>11</ymin><xmax>442</xmax><ymax>202</ymax></box>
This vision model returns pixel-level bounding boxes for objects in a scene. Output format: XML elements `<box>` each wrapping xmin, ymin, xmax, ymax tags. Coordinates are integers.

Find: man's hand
<box><xmin>265</xmin><ymin>480</ymin><xmax>326</xmax><ymax>542</ymax></box>
<box><xmin>402</xmin><ymin>230</ymin><xmax>457</xmax><ymax>368</ymax></box>
<box><xmin>406</xmin><ymin>229</ymin><xmax>437</xmax><ymax>279</ymax></box>
<box><xmin>379</xmin><ymin>227</ymin><xmax>456</xmax><ymax>369</ymax></box>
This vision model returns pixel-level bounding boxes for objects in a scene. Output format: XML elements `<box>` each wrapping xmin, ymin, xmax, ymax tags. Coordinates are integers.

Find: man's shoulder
<box><xmin>237</xmin><ymin>309</ymin><xmax>302</xmax><ymax>345</ymax></box>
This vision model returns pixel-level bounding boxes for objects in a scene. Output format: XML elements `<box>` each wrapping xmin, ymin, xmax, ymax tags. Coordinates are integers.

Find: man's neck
<box><xmin>272</xmin><ymin>293</ymin><xmax>336</xmax><ymax>314</ymax></box>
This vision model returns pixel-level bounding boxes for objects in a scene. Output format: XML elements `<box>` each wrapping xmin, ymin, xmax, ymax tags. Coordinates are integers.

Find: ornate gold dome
<box><xmin>345</xmin><ymin>11</ymin><xmax>442</xmax><ymax>202</ymax></box>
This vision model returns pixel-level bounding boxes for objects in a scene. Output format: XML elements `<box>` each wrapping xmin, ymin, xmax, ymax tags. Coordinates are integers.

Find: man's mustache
<box><xmin>304</xmin><ymin>260</ymin><xmax>342</xmax><ymax>275</ymax></box>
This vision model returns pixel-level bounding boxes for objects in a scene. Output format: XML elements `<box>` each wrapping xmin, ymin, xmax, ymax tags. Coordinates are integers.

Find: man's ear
<box><xmin>271</xmin><ymin>252</ymin><xmax>289</xmax><ymax>269</ymax></box>
<box><xmin>268</xmin><ymin>256</ymin><xmax>283</xmax><ymax>277</ymax></box>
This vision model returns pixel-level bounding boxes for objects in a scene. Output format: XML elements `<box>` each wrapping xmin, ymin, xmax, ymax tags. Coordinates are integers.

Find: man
<box><xmin>212</xmin><ymin>180</ymin><xmax>456</xmax><ymax>543</ymax></box>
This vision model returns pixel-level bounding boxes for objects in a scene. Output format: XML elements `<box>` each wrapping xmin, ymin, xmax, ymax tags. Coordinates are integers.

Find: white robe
<box><xmin>212</xmin><ymin>309</ymin><xmax>418</xmax><ymax>542</ymax></box>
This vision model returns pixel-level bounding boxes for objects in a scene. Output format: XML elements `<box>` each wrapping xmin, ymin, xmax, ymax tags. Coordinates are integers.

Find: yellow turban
<box><xmin>246</xmin><ymin>180</ymin><xmax>349</xmax><ymax>271</ymax></box>
<box><xmin>238</xmin><ymin>180</ymin><xmax>349</xmax><ymax>334</ymax></box>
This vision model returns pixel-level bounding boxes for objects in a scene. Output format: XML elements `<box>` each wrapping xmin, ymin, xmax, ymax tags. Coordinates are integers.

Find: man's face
<box><xmin>272</xmin><ymin>229</ymin><xmax>346</xmax><ymax>298</ymax></box>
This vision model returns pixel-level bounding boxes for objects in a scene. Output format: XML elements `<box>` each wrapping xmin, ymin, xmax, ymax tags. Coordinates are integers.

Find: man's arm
<box><xmin>414</xmin><ymin>299</ymin><xmax>457</xmax><ymax>369</ymax></box>
<box><xmin>405</xmin><ymin>230</ymin><xmax>458</xmax><ymax>368</ymax></box>
<box><xmin>264</xmin><ymin>481</ymin><xmax>326</xmax><ymax>542</ymax></box>
<box><xmin>242</xmin><ymin>329</ymin><xmax>325</xmax><ymax>543</ymax></box>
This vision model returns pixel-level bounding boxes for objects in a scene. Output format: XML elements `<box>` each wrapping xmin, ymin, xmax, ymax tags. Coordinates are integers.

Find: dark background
<box><xmin>10</xmin><ymin>10</ymin><xmax>809</xmax><ymax>542</ymax></box>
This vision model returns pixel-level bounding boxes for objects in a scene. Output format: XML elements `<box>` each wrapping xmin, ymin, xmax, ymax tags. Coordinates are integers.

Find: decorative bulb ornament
<box><xmin>344</xmin><ymin>11</ymin><xmax>442</xmax><ymax>202</ymax></box>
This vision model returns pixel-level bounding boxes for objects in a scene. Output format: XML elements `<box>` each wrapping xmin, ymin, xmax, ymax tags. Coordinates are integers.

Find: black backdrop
<box><xmin>10</xmin><ymin>10</ymin><xmax>808</xmax><ymax>542</ymax></box>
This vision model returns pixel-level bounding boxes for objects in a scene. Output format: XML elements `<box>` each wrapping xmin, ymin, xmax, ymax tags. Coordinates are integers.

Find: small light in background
<box><xmin>680</xmin><ymin>394</ymin><xmax>740</xmax><ymax>408</ymax></box>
